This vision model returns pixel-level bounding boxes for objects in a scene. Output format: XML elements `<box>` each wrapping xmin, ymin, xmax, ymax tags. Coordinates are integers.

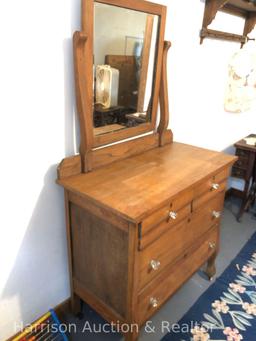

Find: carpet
<box><xmin>161</xmin><ymin>232</ymin><xmax>256</xmax><ymax>341</ymax></box>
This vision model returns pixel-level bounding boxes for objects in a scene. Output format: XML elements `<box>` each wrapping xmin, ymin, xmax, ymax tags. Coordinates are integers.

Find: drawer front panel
<box><xmin>141</xmin><ymin>168</ymin><xmax>228</xmax><ymax>236</ymax></box>
<box><xmin>138</xmin><ymin>226</ymin><xmax>219</xmax><ymax>325</ymax></box>
<box><xmin>236</xmin><ymin>148</ymin><xmax>250</xmax><ymax>158</ymax></box>
<box><xmin>234</xmin><ymin>156</ymin><xmax>248</xmax><ymax>170</ymax></box>
<box><xmin>138</xmin><ymin>193</ymin><xmax>224</xmax><ymax>289</ymax></box>
<box><xmin>139</xmin><ymin>203</ymin><xmax>191</xmax><ymax>250</ymax></box>
<box><xmin>193</xmin><ymin>180</ymin><xmax>226</xmax><ymax>210</ymax></box>
<box><xmin>232</xmin><ymin>167</ymin><xmax>246</xmax><ymax>179</ymax></box>
<box><xmin>141</xmin><ymin>190</ymin><xmax>193</xmax><ymax>235</ymax></box>
<box><xmin>195</xmin><ymin>169</ymin><xmax>229</xmax><ymax>199</ymax></box>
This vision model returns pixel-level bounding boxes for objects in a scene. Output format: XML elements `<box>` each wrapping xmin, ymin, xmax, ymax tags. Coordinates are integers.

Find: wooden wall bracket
<box><xmin>243</xmin><ymin>11</ymin><xmax>256</xmax><ymax>45</ymax></box>
<box><xmin>200</xmin><ymin>0</ymin><xmax>256</xmax><ymax>45</ymax></box>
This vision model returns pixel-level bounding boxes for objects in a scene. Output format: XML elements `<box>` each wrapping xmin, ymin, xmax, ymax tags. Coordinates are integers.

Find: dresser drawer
<box><xmin>234</xmin><ymin>156</ymin><xmax>249</xmax><ymax>169</ymax></box>
<box><xmin>141</xmin><ymin>190</ymin><xmax>193</xmax><ymax>235</ymax></box>
<box><xmin>193</xmin><ymin>180</ymin><xmax>226</xmax><ymax>210</ymax></box>
<box><xmin>232</xmin><ymin>167</ymin><xmax>246</xmax><ymax>179</ymax></box>
<box><xmin>140</xmin><ymin>168</ymin><xmax>228</xmax><ymax>236</ymax></box>
<box><xmin>236</xmin><ymin>148</ymin><xmax>250</xmax><ymax>158</ymax></box>
<box><xmin>139</xmin><ymin>203</ymin><xmax>191</xmax><ymax>249</ymax></box>
<box><xmin>195</xmin><ymin>168</ymin><xmax>229</xmax><ymax>198</ymax></box>
<box><xmin>138</xmin><ymin>193</ymin><xmax>224</xmax><ymax>289</ymax></box>
<box><xmin>138</xmin><ymin>226</ymin><xmax>219</xmax><ymax>325</ymax></box>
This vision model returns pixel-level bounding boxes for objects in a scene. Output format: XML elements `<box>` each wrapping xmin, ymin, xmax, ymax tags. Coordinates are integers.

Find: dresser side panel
<box><xmin>70</xmin><ymin>203</ymin><xmax>129</xmax><ymax>317</ymax></box>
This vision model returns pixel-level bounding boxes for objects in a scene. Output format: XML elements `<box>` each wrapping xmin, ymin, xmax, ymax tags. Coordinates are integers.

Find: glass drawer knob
<box><xmin>150</xmin><ymin>260</ymin><xmax>161</xmax><ymax>271</ymax></box>
<box><xmin>212</xmin><ymin>210</ymin><xmax>221</xmax><ymax>219</ymax></box>
<box><xmin>150</xmin><ymin>297</ymin><xmax>158</xmax><ymax>308</ymax></box>
<box><xmin>209</xmin><ymin>242</ymin><xmax>216</xmax><ymax>249</ymax></box>
<box><xmin>211</xmin><ymin>183</ymin><xmax>220</xmax><ymax>190</ymax></box>
<box><xmin>169</xmin><ymin>211</ymin><xmax>178</xmax><ymax>220</ymax></box>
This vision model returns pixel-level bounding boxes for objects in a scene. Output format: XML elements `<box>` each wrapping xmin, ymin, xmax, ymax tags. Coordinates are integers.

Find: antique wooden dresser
<box><xmin>57</xmin><ymin>0</ymin><xmax>237</xmax><ymax>339</ymax></box>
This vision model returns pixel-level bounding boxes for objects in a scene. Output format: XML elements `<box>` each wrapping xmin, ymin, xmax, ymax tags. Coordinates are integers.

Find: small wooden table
<box><xmin>230</xmin><ymin>134</ymin><xmax>256</xmax><ymax>221</ymax></box>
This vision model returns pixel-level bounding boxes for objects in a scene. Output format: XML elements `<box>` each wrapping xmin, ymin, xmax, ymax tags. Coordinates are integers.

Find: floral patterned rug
<box><xmin>161</xmin><ymin>232</ymin><xmax>256</xmax><ymax>341</ymax></box>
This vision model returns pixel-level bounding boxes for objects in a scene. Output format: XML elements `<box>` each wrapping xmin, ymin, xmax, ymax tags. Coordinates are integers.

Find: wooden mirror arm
<box><xmin>73</xmin><ymin>31</ymin><xmax>93</xmax><ymax>172</ymax></box>
<box><xmin>158</xmin><ymin>40</ymin><xmax>173</xmax><ymax>146</ymax></box>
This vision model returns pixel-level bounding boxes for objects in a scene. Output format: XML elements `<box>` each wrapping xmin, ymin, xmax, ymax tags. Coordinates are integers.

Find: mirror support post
<box><xmin>158</xmin><ymin>40</ymin><xmax>173</xmax><ymax>147</ymax></box>
<box><xmin>73</xmin><ymin>31</ymin><xmax>94</xmax><ymax>172</ymax></box>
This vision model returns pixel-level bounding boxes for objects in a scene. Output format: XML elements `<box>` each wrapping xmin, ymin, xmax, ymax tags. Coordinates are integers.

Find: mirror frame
<box><xmin>74</xmin><ymin>0</ymin><xmax>167</xmax><ymax>152</ymax></box>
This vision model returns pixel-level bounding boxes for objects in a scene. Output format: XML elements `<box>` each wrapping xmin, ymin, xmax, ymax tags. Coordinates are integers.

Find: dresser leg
<box><xmin>206</xmin><ymin>253</ymin><xmax>217</xmax><ymax>281</ymax></box>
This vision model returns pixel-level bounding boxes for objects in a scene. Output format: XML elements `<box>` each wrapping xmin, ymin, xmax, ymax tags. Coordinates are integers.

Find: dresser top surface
<box><xmin>58</xmin><ymin>142</ymin><xmax>236</xmax><ymax>222</ymax></box>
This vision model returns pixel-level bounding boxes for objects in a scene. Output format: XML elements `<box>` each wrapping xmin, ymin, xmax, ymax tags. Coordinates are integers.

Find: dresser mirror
<box><xmin>74</xmin><ymin>0</ymin><xmax>166</xmax><ymax>151</ymax></box>
<box><xmin>93</xmin><ymin>2</ymin><xmax>160</xmax><ymax>136</ymax></box>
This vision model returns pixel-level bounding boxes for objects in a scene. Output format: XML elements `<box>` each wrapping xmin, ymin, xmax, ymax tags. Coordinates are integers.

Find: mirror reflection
<box><xmin>93</xmin><ymin>2</ymin><xmax>159</xmax><ymax>136</ymax></box>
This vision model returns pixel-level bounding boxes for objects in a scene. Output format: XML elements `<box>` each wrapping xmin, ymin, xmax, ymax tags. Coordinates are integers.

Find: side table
<box><xmin>230</xmin><ymin>134</ymin><xmax>256</xmax><ymax>221</ymax></box>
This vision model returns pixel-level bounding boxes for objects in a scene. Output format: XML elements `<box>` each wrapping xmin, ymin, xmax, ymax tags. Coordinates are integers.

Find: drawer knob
<box><xmin>212</xmin><ymin>210</ymin><xmax>221</xmax><ymax>219</ymax></box>
<box><xmin>169</xmin><ymin>211</ymin><xmax>178</xmax><ymax>220</ymax></box>
<box><xmin>150</xmin><ymin>259</ymin><xmax>161</xmax><ymax>271</ymax></box>
<box><xmin>209</xmin><ymin>242</ymin><xmax>216</xmax><ymax>249</ymax></box>
<box><xmin>150</xmin><ymin>297</ymin><xmax>158</xmax><ymax>308</ymax></box>
<box><xmin>211</xmin><ymin>183</ymin><xmax>220</xmax><ymax>191</ymax></box>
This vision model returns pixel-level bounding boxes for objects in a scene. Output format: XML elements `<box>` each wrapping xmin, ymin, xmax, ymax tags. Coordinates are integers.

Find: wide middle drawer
<box><xmin>138</xmin><ymin>192</ymin><xmax>224</xmax><ymax>289</ymax></box>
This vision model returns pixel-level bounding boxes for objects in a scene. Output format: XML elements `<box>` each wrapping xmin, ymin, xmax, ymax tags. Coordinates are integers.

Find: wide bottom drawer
<box><xmin>137</xmin><ymin>226</ymin><xmax>219</xmax><ymax>325</ymax></box>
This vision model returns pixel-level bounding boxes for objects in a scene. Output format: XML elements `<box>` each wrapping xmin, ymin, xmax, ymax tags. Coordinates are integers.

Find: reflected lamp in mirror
<box><xmin>95</xmin><ymin>65</ymin><xmax>119</xmax><ymax>109</ymax></box>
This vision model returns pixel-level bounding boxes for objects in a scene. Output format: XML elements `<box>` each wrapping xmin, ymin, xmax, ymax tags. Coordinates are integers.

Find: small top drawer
<box><xmin>193</xmin><ymin>180</ymin><xmax>227</xmax><ymax>210</ymax></box>
<box><xmin>141</xmin><ymin>190</ymin><xmax>193</xmax><ymax>235</ymax></box>
<box><xmin>231</xmin><ymin>167</ymin><xmax>246</xmax><ymax>179</ymax></box>
<box><xmin>195</xmin><ymin>168</ymin><xmax>229</xmax><ymax>199</ymax></box>
<box><xmin>236</xmin><ymin>148</ymin><xmax>250</xmax><ymax>159</ymax></box>
<box><xmin>234</xmin><ymin>156</ymin><xmax>248</xmax><ymax>169</ymax></box>
<box><xmin>140</xmin><ymin>168</ymin><xmax>229</xmax><ymax>236</ymax></box>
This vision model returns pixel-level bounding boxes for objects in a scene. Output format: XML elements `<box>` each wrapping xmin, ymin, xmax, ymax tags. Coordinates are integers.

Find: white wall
<box><xmin>0</xmin><ymin>1</ymin><xmax>80</xmax><ymax>339</ymax></box>
<box><xmin>164</xmin><ymin>0</ymin><xmax>256</xmax><ymax>152</ymax></box>
<box><xmin>94</xmin><ymin>3</ymin><xmax>147</xmax><ymax>66</ymax></box>
<box><xmin>0</xmin><ymin>1</ymin><xmax>255</xmax><ymax>340</ymax></box>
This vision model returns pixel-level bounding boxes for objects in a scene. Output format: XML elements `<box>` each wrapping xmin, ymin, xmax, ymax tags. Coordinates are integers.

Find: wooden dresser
<box><xmin>58</xmin><ymin>143</ymin><xmax>235</xmax><ymax>340</ymax></box>
<box><xmin>57</xmin><ymin>0</ymin><xmax>237</xmax><ymax>339</ymax></box>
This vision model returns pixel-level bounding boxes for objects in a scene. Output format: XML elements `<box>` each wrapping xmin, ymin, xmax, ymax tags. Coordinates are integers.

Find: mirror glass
<box><xmin>93</xmin><ymin>2</ymin><xmax>159</xmax><ymax>136</ymax></box>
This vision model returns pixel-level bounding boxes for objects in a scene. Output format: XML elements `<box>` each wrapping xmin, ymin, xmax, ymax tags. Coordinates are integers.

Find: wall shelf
<box><xmin>200</xmin><ymin>0</ymin><xmax>256</xmax><ymax>45</ymax></box>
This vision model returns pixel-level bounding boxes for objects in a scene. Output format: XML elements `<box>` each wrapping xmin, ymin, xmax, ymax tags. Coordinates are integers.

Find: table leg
<box><xmin>237</xmin><ymin>180</ymin><xmax>250</xmax><ymax>222</ymax></box>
